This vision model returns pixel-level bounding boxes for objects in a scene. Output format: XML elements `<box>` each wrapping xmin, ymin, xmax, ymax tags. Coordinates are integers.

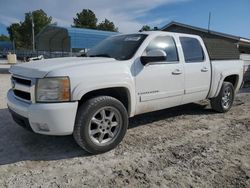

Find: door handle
<box><xmin>201</xmin><ymin>67</ymin><xmax>209</xmax><ymax>72</ymax></box>
<box><xmin>172</xmin><ymin>69</ymin><xmax>182</xmax><ymax>75</ymax></box>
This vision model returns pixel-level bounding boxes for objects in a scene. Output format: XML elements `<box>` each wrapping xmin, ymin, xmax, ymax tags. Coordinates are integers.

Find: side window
<box><xmin>180</xmin><ymin>37</ymin><xmax>205</xmax><ymax>62</ymax></box>
<box><xmin>146</xmin><ymin>36</ymin><xmax>179</xmax><ymax>62</ymax></box>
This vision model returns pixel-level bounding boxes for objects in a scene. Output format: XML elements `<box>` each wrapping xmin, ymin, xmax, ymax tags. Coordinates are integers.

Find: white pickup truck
<box><xmin>7</xmin><ymin>31</ymin><xmax>243</xmax><ymax>154</ymax></box>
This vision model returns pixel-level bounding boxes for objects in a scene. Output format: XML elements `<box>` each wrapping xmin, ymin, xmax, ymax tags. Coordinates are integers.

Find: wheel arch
<box><xmin>223</xmin><ymin>74</ymin><xmax>239</xmax><ymax>89</ymax></box>
<box><xmin>213</xmin><ymin>73</ymin><xmax>241</xmax><ymax>98</ymax></box>
<box><xmin>78</xmin><ymin>87</ymin><xmax>132</xmax><ymax>116</ymax></box>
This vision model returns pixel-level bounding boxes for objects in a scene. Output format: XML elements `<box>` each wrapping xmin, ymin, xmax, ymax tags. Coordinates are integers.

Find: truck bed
<box><xmin>208</xmin><ymin>60</ymin><xmax>244</xmax><ymax>98</ymax></box>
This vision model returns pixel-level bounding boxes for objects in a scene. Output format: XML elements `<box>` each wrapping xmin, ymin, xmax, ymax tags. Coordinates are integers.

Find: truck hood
<box><xmin>9</xmin><ymin>57</ymin><xmax>117</xmax><ymax>78</ymax></box>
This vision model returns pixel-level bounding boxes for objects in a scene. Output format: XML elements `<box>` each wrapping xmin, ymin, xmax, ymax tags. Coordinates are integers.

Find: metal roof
<box><xmin>36</xmin><ymin>25</ymin><xmax>118</xmax><ymax>52</ymax></box>
<box><xmin>0</xmin><ymin>41</ymin><xmax>13</xmax><ymax>51</ymax></box>
<box><xmin>67</xmin><ymin>27</ymin><xmax>118</xmax><ymax>49</ymax></box>
<box><xmin>161</xmin><ymin>21</ymin><xmax>250</xmax><ymax>43</ymax></box>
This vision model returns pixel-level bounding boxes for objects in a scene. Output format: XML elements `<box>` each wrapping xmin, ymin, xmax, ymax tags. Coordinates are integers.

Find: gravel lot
<box><xmin>0</xmin><ymin>72</ymin><xmax>249</xmax><ymax>188</ymax></box>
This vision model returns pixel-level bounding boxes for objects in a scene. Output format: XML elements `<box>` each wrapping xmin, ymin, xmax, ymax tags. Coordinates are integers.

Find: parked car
<box><xmin>7</xmin><ymin>31</ymin><xmax>243</xmax><ymax>154</ymax></box>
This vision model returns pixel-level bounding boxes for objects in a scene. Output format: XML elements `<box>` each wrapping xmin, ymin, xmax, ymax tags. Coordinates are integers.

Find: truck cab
<box><xmin>134</xmin><ymin>32</ymin><xmax>212</xmax><ymax>114</ymax></box>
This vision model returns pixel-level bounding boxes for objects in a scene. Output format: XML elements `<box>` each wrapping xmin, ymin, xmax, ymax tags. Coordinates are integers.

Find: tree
<box><xmin>7</xmin><ymin>9</ymin><xmax>52</xmax><ymax>49</ymax></box>
<box><xmin>0</xmin><ymin>34</ymin><xmax>10</xmax><ymax>41</ymax></box>
<box><xmin>73</xmin><ymin>9</ymin><xmax>97</xmax><ymax>29</ymax></box>
<box><xmin>97</xmin><ymin>19</ymin><xmax>118</xmax><ymax>32</ymax></box>
<box><xmin>7</xmin><ymin>23</ymin><xmax>22</xmax><ymax>47</ymax></box>
<box><xmin>139</xmin><ymin>25</ymin><xmax>151</xmax><ymax>32</ymax></box>
<box><xmin>72</xmin><ymin>9</ymin><xmax>118</xmax><ymax>32</ymax></box>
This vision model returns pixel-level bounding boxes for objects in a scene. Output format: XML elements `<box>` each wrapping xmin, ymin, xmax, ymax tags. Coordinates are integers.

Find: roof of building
<box><xmin>161</xmin><ymin>22</ymin><xmax>242</xmax><ymax>60</ymax></box>
<box><xmin>161</xmin><ymin>21</ymin><xmax>250</xmax><ymax>43</ymax></box>
<box><xmin>0</xmin><ymin>41</ymin><xmax>13</xmax><ymax>51</ymax></box>
<box><xmin>36</xmin><ymin>25</ymin><xmax>118</xmax><ymax>51</ymax></box>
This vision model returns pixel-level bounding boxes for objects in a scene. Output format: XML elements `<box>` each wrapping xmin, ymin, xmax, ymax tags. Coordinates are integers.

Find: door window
<box><xmin>146</xmin><ymin>36</ymin><xmax>179</xmax><ymax>62</ymax></box>
<box><xmin>180</xmin><ymin>37</ymin><xmax>205</xmax><ymax>63</ymax></box>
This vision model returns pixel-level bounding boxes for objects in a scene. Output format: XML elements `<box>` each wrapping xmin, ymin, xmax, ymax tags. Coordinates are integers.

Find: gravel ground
<box><xmin>0</xmin><ymin>73</ymin><xmax>249</xmax><ymax>188</ymax></box>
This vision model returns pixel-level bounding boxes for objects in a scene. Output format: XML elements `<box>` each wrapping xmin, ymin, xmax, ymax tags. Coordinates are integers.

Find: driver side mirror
<box><xmin>140</xmin><ymin>49</ymin><xmax>167</xmax><ymax>65</ymax></box>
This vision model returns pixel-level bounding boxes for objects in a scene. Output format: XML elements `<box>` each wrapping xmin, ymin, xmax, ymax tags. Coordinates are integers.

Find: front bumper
<box><xmin>9</xmin><ymin>108</ymin><xmax>33</xmax><ymax>132</ymax></box>
<box><xmin>7</xmin><ymin>90</ymin><xmax>78</xmax><ymax>135</ymax></box>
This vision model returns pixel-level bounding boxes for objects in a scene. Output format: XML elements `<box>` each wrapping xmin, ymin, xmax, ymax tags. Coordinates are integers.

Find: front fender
<box><xmin>71</xmin><ymin>80</ymin><xmax>136</xmax><ymax>117</ymax></box>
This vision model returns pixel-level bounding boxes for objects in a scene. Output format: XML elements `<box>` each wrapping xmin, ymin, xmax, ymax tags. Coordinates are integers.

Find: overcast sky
<box><xmin>0</xmin><ymin>0</ymin><xmax>250</xmax><ymax>38</ymax></box>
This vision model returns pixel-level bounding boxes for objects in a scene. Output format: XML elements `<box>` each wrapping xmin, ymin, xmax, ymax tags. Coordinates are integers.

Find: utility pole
<box><xmin>31</xmin><ymin>12</ymin><xmax>35</xmax><ymax>52</ymax></box>
<box><xmin>12</xmin><ymin>40</ymin><xmax>15</xmax><ymax>54</ymax></box>
<box><xmin>208</xmin><ymin>12</ymin><xmax>211</xmax><ymax>32</ymax></box>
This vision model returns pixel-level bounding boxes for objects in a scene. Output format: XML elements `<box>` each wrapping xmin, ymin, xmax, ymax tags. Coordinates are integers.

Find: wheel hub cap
<box><xmin>222</xmin><ymin>87</ymin><xmax>233</xmax><ymax>109</ymax></box>
<box><xmin>89</xmin><ymin>107</ymin><xmax>121</xmax><ymax>145</ymax></box>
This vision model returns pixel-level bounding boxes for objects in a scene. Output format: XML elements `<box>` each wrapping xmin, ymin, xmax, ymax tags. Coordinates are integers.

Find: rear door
<box><xmin>179</xmin><ymin>36</ymin><xmax>211</xmax><ymax>104</ymax></box>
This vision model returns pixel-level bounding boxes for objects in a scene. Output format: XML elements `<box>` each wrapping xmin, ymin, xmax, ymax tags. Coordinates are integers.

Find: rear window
<box><xmin>180</xmin><ymin>37</ymin><xmax>204</xmax><ymax>62</ymax></box>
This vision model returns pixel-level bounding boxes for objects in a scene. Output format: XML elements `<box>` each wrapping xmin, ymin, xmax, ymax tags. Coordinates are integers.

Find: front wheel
<box><xmin>210</xmin><ymin>82</ymin><xmax>235</xmax><ymax>113</ymax></box>
<box><xmin>73</xmin><ymin>96</ymin><xmax>128</xmax><ymax>154</ymax></box>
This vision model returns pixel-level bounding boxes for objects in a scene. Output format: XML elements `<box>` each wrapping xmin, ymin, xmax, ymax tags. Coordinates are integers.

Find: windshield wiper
<box><xmin>89</xmin><ymin>54</ymin><xmax>111</xmax><ymax>58</ymax></box>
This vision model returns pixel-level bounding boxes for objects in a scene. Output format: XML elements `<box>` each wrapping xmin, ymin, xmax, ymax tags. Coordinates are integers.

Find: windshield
<box><xmin>87</xmin><ymin>34</ymin><xmax>147</xmax><ymax>60</ymax></box>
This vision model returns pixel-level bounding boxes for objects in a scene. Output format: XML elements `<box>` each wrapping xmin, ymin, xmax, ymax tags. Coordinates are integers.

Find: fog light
<box><xmin>33</xmin><ymin>122</ymin><xmax>50</xmax><ymax>132</ymax></box>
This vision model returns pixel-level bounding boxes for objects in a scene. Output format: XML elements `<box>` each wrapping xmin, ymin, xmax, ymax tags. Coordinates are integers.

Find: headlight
<box><xmin>36</xmin><ymin>77</ymin><xmax>70</xmax><ymax>102</ymax></box>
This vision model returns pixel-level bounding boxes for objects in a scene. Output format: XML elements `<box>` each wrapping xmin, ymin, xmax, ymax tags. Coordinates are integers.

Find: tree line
<box><xmin>2</xmin><ymin>9</ymin><xmax>119</xmax><ymax>49</ymax></box>
<box><xmin>1</xmin><ymin>9</ymin><xmax>154</xmax><ymax>49</ymax></box>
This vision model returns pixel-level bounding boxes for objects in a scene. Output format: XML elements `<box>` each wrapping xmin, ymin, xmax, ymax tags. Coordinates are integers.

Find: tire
<box><xmin>73</xmin><ymin>96</ymin><xmax>128</xmax><ymax>154</ymax></box>
<box><xmin>210</xmin><ymin>82</ymin><xmax>235</xmax><ymax>113</ymax></box>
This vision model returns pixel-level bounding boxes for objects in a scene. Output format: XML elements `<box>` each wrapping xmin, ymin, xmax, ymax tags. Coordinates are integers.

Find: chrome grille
<box><xmin>11</xmin><ymin>75</ymin><xmax>35</xmax><ymax>103</ymax></box>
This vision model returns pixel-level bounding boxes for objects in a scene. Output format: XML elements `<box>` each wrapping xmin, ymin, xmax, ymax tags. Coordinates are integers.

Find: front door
<box><xmin>135</xmin><ymin>35</ymin><xmax>185</xmax><ymax>115</ymax></box>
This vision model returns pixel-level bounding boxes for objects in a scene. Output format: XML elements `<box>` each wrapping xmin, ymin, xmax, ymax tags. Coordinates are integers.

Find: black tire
<box><xmin>210</xmin><ymin>82</ymin><xmax>235</xmax><ymax>113</ymax></box>
<box><xmin>73</xmin><ymin>96</ymin><xmax>128</xmax><ymax>154</ymax></box>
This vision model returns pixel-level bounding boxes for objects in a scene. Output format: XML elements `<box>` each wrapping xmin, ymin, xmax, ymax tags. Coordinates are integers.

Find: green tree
<box><xmin>0</xmin><ymin>34</ymin><xmax>10</xmax><ymax>41</ymax></box>
<box><xmin>73</xmin><ymin>9</ymin><xmax>97</xmax><ymax>29</ymax></box>
<box><xmin>7</xmin><ymin>23</ymin><xmax>22</xmax><ymax>47</ymax></box>
<box><xmin>7</xmin><ymin>9</ymin><xmax>52</xmax><ymax>49</ymax></box>
<box><xmin>140</xmin><ymin>25</ymin><xmax>151</xmax><ymax>31</ymax></box>
<box><xmin>97</xmin><ymin>19</ymin><xmax>118</xmax><ymax>32</ymax></box>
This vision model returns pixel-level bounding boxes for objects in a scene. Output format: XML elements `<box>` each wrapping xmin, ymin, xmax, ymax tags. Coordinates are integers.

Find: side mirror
<box><xmin>140</xmin><ymin>49</ymin><xmax>167</xmax><ymax>65</ymax></box>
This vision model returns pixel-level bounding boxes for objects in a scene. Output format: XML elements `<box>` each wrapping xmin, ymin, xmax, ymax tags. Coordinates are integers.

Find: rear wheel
<box><xmin>210</xmin><ymin>82</ymin><xmax>235</xmax><ymax>113</ymax></box>
<box><xmin>73</xmin><ymin>96</ymin><xmax>128</xmax><ymax>154</ymax></box>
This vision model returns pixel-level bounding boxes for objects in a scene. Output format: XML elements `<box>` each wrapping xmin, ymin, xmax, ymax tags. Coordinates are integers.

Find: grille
<box><xmin>13</xmin><ymin>90</ymin><xmax>31</xmax><ymax>101</ymax></box>
<box><xmin>12</xmin><ymin>76</ymin><xmax>31</xmax><ymax>86</ymax></box>
<box><xmin>11</xmin><ymin>75</ymin><xmax>34</xmax><ymax>103</ymax></box>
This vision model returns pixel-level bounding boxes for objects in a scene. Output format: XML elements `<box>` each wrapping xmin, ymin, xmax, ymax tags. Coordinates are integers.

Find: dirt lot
<box><xmin>0</xmin><ymin>72</ymin><xmax>249</xmax><ymax>188</ymax></box>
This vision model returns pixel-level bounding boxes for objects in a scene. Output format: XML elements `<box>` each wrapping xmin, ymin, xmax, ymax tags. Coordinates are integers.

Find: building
<box><xmin>162</xmin><ymin>21</ymin><xmax>250</xmax><ymax>83</ymax></box>
<box><xmin>0</xmin><ymin>41</ymin><xmax>13</xmax><ymax>52</ymax></box>
<box><xmin>36</xmin><ymin>25</ymin><xmax>118</xmax><ymax>54</ymax></box>
<box><xmin>162</xmin><ymin>21</ymin><xmax>250</xmax><ymax>54</ymax></box>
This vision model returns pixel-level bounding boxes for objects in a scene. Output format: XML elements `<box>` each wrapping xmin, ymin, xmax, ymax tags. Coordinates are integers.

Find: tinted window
<box><xmin>180</xmin><ymin>37</ymin><xmax>204</xmax><ymax>62</ymax></box>
<box><xmin>87</xmin><ymin>34</ymin><xmax>147</xmax><ymax>60</ymax></box>
<box><xmin>146</xmin><ymin>36</ymin><xmax>179</xmax><ymax>62</ymax></box>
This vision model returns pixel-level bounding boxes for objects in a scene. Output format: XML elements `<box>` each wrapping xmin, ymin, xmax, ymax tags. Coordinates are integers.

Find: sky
<box><xmin>0</xmin><ymin>0</ymin><xmax>250</xmax><ymax>38</ymax></box>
